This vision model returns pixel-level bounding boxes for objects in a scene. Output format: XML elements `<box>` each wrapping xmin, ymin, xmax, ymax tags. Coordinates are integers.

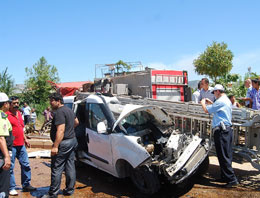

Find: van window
<box><xmin>88</xmin><ymin>103</ymin><xmax>108</xmax><ymax>132</ymax></box>
<box><xmin>64</xmin><ymin>103</ymin><xmax>73</xmax><ymax>109</ymax></box>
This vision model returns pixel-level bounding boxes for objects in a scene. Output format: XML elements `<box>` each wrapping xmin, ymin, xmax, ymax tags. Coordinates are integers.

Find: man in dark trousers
<box><xmin>0</xmin><ymin>92</ymin><xmax>12</xmax><ymax>198</ymax></box>
<box><xmin>42</xmin><ymin>93</ymin><xmax>79</xmax><ymax>198</ymax></box>
<box><xmin>201</xmin><ymin>84</ymin><xmax>238</xmax><ymax>188</ymax></box>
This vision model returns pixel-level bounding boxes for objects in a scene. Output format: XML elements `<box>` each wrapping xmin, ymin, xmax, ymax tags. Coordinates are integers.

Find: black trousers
<box><xmin>0</xmin><ymin>167</ymin><xmax>10</xmax><ymax>198</ymax></box>
<box><xmin>49</xmin><ymin>137</ymin><xmax>78</xmax><ymax>196</ymax></box>
<box><xmin>213</xmin><ymin>126</ymin><xmax>237</xmax><ymax>182</ymax></box>
<box><xmin>24</xmin><ymin>115</ymin><xmax>30</xmax><ymax>125</ymax></box>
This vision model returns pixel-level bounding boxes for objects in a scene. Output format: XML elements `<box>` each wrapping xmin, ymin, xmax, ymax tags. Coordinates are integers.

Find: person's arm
<box><xmin>46</xmin><ymin>111</ymin><xmax>50</xmax><ymax>121</ymax></box>
<box><xmin>74</xmin><ymin>117</ymin><xmax>79</xmax><ymax>128</ymax></box>
<box><xmin>241</xmin><ymin>97</ymin><xmax>251</xmax><ymax>101</ymax></box>
<box><xmin>51</xmin><ymin>124</ymin><xmax>65</xmax><ymax>156</ymax></box>
<box><xmin>0</xmin><ymin>137</ymin><xmax>11</xmax><ymax>170</ymax></box>
<box><xmin>249</xmin><ymin>100</ymin><xmax>253</xmax><ymax>108</ymax></box>
<box><xmin>205</xmin><ymin>98</ymin><xmax>213</xmax><ymax>105</ymax></box>
<box><xmin>49</xmin><ymin>112</ymin><xmax>53</xmax><ymax>120</ymax></box>
<box><xmin>201</xmin><ymin>98</ymin><xmax>209</xmax><ymax>113</ymax></box>
<box><xmin>24</xmin><ymin>133</ymin><xmax>31</xmax><ymax>148</ymax></box>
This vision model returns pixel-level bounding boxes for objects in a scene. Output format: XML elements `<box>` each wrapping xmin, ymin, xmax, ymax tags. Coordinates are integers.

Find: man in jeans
<box><xmin>7</xmin><ymin>96</ymin><xmax>36</xmax><ymax>196</ymax></box>
<box><xmin>22</xmin><ymin>102</ymin><xmax>31</xmax><ymax>125</ymax></box>
<box><xmin>42</xmin><ymin>93</ymin><xmax>78</xmax><ymax>198</ymax></box>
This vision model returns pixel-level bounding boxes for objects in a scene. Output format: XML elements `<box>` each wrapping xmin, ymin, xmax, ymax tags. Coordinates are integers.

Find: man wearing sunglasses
<box><xmin>7</xmin><ymin>96</ymin><xmax>36</xmax><ymax>196</ymax></box>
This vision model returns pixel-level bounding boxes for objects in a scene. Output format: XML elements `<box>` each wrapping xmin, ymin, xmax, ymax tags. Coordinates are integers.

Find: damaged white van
<box><xmin>74</xmin><ymin>94</ymin><xmax>210</xmax><ymax>194</ymax></box>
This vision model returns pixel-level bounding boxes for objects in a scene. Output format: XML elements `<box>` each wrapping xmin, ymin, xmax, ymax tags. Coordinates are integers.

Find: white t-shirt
<box><xmin>192</xmin><ymin>90</ymin><xmax>200</xmax><ymax>103</ymax></box>
<box><xmin>232</xmin><ymin>102</ymin><xmax>239</xmax><ymax>108</ymax></box>
<box><xmin>23</xmin><ymin>106</ymin><xmax>31</xmax><ymax>116</ymax></box>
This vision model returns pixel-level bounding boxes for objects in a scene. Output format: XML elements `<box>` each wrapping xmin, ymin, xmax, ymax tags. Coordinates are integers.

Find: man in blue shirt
<box><xmin>249</xmin><ymin>79</ymin><xmax>260</xmax><ymax>110</ymax></box>
<box><xmin>201</xmin><ymin>84</ymin><xmax>238</xmax><ymax>188</ymax></box>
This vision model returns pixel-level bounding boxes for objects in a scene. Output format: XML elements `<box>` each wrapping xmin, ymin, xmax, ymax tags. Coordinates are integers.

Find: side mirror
<box><xmin>97</xmin><ymin>122</ymin><xmax>107</xmax><ymax>134</ymax></box>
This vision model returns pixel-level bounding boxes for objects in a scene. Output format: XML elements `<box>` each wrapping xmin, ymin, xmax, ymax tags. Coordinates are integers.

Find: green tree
<box><xmin>193</xmin><ymin>41</ymin><xmax>233</xmax><ymax>83</ymax></box>
<box><xmin>216</xmin><ymin>73</ymin><xmax>243</xmax><ymax>96</ymax></box>
<box><xmin>24</xmin><ymin>57</ymin><xmax>59</xmax><ymax>112</ymax></box>
<box><xmin>0</xmin><ymin>67</ymin><xmax>14</xmax><ymax>95</ymax></box>
<box><xmin>115</xmin><ymin>60</ymin><xmax>131</xmax><ymax>75</ymax></box>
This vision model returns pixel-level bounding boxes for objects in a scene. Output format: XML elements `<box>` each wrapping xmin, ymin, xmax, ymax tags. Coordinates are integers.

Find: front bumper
<box><xmin>163</xmin><ymin>138</ymin><xmax>210</xmax><ymax>184</ymax></box>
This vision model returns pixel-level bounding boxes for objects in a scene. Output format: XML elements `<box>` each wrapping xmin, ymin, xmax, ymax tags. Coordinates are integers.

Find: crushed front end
<box><xmin>138</xmin><ymin>129</ymin><xmax>210</xmax><ymax>184</ymax></box>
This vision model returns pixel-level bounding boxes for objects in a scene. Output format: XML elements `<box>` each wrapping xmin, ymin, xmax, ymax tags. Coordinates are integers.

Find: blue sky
<box><xmin>1</xmin><ymin>0</ymin><xmax>260</xmax><ymax>84</ymax></box>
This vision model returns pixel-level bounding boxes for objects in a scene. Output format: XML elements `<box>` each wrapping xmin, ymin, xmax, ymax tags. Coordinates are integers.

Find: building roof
<box><xmin>56</xmin><ymin>81</ymin><xmax>92</xmax><ymax>88</ymax></box>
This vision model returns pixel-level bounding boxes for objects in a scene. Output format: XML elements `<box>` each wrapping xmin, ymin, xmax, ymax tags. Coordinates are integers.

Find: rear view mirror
<box><xmin>97</xmin><ymin>122</ymin><xmax>107</xmax><ymax>134</ymax></box>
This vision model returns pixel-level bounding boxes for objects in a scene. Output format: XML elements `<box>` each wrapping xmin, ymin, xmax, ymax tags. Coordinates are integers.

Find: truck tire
<box><xmin>130</xmin><ymin>166</ymin><xmax>160</xmax><ymax>195</ymax></box>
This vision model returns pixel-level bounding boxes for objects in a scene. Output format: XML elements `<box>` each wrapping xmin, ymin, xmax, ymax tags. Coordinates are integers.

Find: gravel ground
<box><xmin>9</xmin><ymin>148</ymin><xmax>260</xmax><ymax>198</ymax></box>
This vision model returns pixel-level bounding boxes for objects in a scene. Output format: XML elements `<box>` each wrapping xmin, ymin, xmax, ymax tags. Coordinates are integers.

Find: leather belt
<box><xmin>212</xmin><ymin>125</ymin><xmax>232</xmax><ymax>133</ymax></box>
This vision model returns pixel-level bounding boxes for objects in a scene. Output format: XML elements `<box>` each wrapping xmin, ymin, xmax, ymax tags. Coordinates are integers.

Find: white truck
<box><xmin>73</xmin><ymin>93</ymin><xmax>210</xmax><ymax>194</ymax></box>
<box><xmin>63</xmin><ymin>96</ymin><xmax>76</xmax><ymax>109</ymax></box>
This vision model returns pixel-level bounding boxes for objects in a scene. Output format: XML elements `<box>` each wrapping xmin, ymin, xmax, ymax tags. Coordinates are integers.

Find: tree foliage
<box><xmin>193</xmin><ymin>41</ymin><xmax>233</xmax><ymax>83</ymax></box>
<box><xmin>115</xmin><ymin>60</ymin><xmax>131</xmax><ymax>75</ymax></box>
<box><xmin>24</xmin><ymin>57</ymin><xmax>59</xmax><ymax>110</ymax></box>
<box><xmin>0</xmin><ymin>67</ymin><xmax>14</xmax><ymax>95</ymax></box>
<box><xmin>216</xmin><ymin>73</ymin><xmax>244</xmax><ymax>97</ymax></box>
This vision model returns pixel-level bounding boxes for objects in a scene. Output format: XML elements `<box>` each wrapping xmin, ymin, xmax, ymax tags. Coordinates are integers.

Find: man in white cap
<box><xmin>0</xmin><ymin>92</ymin><xmax>12</xmax><ymax>197</ymax></box>
<box><xmin>201</xmin><ymin>84</ymin><xmax>238</xmax><ymax>188</ymax></box>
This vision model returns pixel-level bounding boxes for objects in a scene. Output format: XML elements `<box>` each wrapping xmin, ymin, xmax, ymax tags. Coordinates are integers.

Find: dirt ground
<box><xmin>9</xmin><ymin>147</ymin><xmax>260</xmax><ymax>198</ymax></box>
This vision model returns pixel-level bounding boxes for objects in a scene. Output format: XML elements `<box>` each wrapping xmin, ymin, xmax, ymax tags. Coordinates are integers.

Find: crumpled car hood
<box><xmin>112</xmin><ymin>104</ymin><xmax>173</xmax><ymax>131</ymax></box>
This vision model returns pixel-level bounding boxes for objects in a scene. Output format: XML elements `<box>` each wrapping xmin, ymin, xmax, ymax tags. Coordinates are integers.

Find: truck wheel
<box><xmin>130</xmin><ymin>166</ymin><xmax>160</xmax><ymax>195</ymax></box>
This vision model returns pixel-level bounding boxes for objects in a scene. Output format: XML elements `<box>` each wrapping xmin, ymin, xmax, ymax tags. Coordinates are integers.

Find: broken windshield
<box><xmin>120</xmin><ymin>111</ymin><xmax>152</xmax><ymax>134</ymax></box>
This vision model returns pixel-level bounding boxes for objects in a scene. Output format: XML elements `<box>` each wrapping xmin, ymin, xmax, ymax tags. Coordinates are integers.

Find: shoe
<box><xmin>63</xmin><ymin>189</ymin><xmax>74</xmax><ymax>196</ymax></box>
<box><xmin>222</xmin><ymin>180</ymin><xmax>239</xmax><ymax>188</ymax></box>
<box><xmin>9</xmin><ymin>189</ymin><xmax>18</xmax><ymax>196</ymax></box>
<box><xmin>214</xmin><ymin>178</ymin><xmax>228</xmax><ymax>183</ymax></box>
<box><xmin>23</xmin><ymin>185</ymin><xmax>36</xmax><ymax>192</ymax></box>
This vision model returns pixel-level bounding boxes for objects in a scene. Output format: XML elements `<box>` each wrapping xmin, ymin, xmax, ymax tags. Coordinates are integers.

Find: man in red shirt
<box><xmin>7</xmin><ymin>96</ymin><xmax>36</xmax><ymax>196</ymax></box>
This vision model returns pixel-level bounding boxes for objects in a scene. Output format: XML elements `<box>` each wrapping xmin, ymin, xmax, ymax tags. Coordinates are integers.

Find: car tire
<box><xmin>130</xmin><ymin>165</ymin><xmax>160</xmax><ymax>195</ymax></box>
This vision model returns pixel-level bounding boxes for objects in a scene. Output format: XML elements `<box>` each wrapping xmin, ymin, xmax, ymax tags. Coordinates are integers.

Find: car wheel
<box><xmin>130</xmin><ymin>165</ymin><xmax>160</xmax><ymax>195</ymax></box>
